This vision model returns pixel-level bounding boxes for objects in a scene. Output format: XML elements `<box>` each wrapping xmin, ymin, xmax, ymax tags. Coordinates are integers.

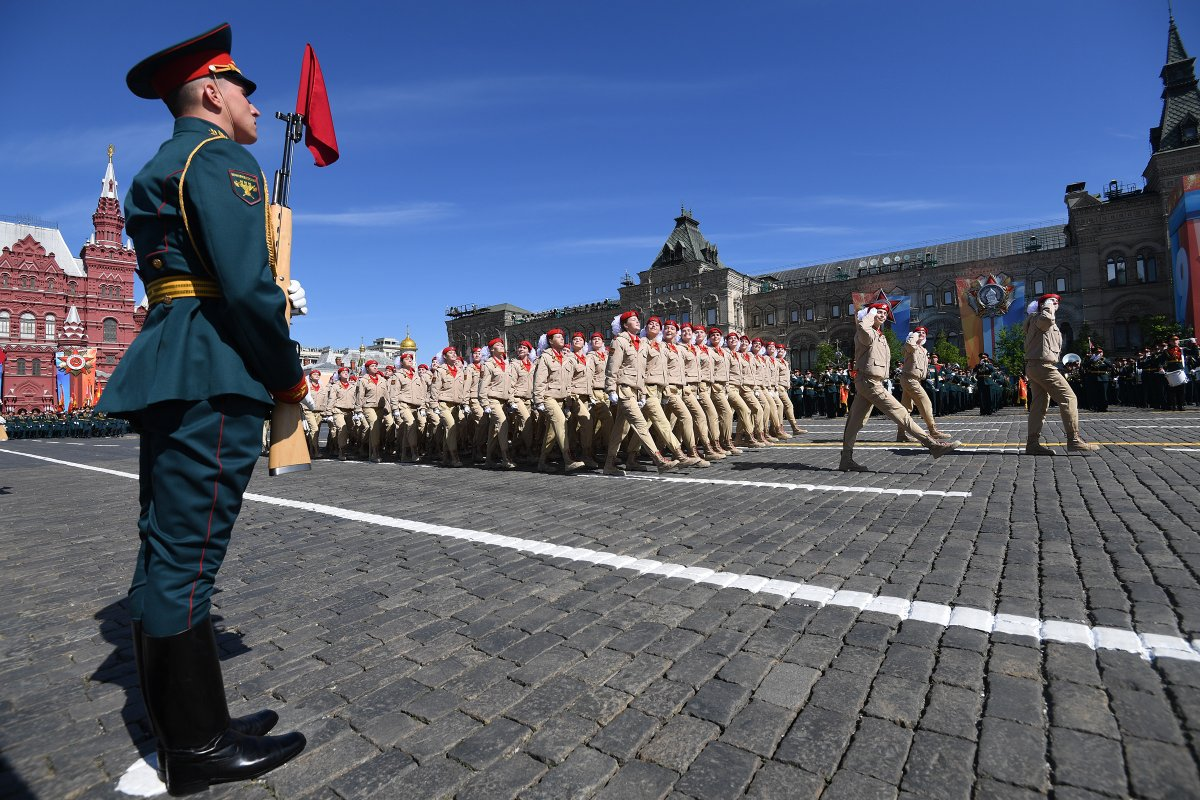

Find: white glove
<box><xmin>461</xmin><ymin>404</ymin><xmax>469</xmax><ymax>413</ymax></box>
<box><xmin>754</xmin><ymin>390</ymin><xmax>761</xmax><ymax>398</ymax></box>
<box><xmin>287</xmin><ymin>280</ymin><xmax>308</xmax><ymax>316</ymax></box>
<box><xmin>418</xmin><ymin>408</ymin><xmax>426</xmax><ymax>418</ymax></box>
<box><xmin>483</xmin><ymin>406</ymin><xmax>492</xmax><ymax>415</ymax></box>
<box><xmin>638</xmin><ymin>397</ymin><xmax>646</xmax><ymax>408</ymax></box>
<box><xmin>906</xmin><ymin>332</ymin><xmax>921</xmax><ymax>346</ymax></box>
<box><xmin>609</xmin><ymin>392</ymin><xmax>619</xmax><ymax>404</ymax></box>
<box><xmin>536</xmin><ymin>403</ymin><xmax>546</xmax><ymax>412</ymax></box>
<box><xmin>302</xmin><ymin>419</ymin><xmax>311</xmax><ymax>433</ymax></box>
<box><xmin>1041</xmin><ymin>298</ymin><xmax>1057</xmax><ymax>311</ymax></box>
<box><xmin>322</xmin><ymin>414</ymin><xmax>333</xmax><ymax>422</ymax></box>
<box><xmin>300</xmin><ymin>393</ymin><xmax>316</xmax><ymax>410</ymax></box>
<box><xmin>394</xmin><ymin>410</ymin><xmax>402</xmax><ymax>420</ymax></box>
<box><xmin>352</xmin><ymin>413</ymin><xmax>364</xmax><ymax>424</ymax></box>
<box><xmin>509</xmin><ymin>402</ymin><xmax>518</xmax><ymax>411</ymax></box>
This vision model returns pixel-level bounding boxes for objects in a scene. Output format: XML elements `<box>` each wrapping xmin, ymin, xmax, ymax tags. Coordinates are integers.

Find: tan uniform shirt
<box><xmin>465</xmin><ymin>362</ymin><xmax>482</xmax><ymax>399</ymax></box>
<box><xmin>683</xmin><ymin>344</ymin><xmax>702</xmax><ymax>384</ymax></box>
<box><xmin>901</xmin><ymin>342</ymin><xmax>929</xmax><ymax>380</ymax></box>
<box><xmin>430</xmin><ymin>363</ymin><xmax>467</xmax><ymax>405</ymax></box>
<box><xmin>643</xmin><ymin>339</ymin><xmax>669</xmax><ymax>387</ymax></box>
<box><xmin>710</xmin><ymin>345</ymin><xmax>731</xmax><ymax>383</ymax></box>
<box><xmin>510</xmin><ymin>358</ymin><xmax>534</xmax><ymax>399</ymax></box>
<box><xmin>664</xmin><ymin>342</ymin><xmax>686</xmax><ymax>387</ymax></box>
<box><xmin>1023</xmin><ymin>307</ymin><xmax>1061</xmax><ymax>365</ymax></box>
<box><xmin>854</xmin><ymin>316</ymin><xmax>891</xmax><ymax>380</ymax></box>
<box><xmin>569</xmin><ymin>350</ymin><xmax>591</xmax><ymax>394</ymax></box>
<box><xmin>388</xmin><ymin>368</ymin><xmax>426</xmax><ymax>408</ymax></box>
<box><xmin>325</xmin><ymin>380</ymin><xmax>356</xmax><ymax>411</ymax></box>
<box><xmin>588</xmin><ymin>350</ymin><xmax>609</xmax><ymax>393</ymax></box>
<box><xmin>533</xmin><ymin>348</ymin><xmax>573</xmax><ymax>403</ymax></box>
<box><xmin>479</xmin><ymin>358</ymin><xmax>513</xmax><ymax>401</ymax></box>
<box><xmin>354</xmin><ymin>374</ymin><xmax>389</xmax><ymax>413</ymax></box>
<box><xmin>605</xmin><ymin>331</ymin><xmax>645</xmax><ymax>393</ymax></box>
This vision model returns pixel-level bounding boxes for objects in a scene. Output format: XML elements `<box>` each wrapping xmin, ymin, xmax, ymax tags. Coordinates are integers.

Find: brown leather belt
<box><xmin>146</xmin><ymin>276</ymin><xmax>222</xmax><ymax>306</ymax></box>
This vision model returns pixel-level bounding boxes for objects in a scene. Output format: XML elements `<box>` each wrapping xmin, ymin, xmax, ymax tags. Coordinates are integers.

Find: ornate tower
<box><xmin>1150</xmin><ymin>17</ymin><xmax>1200</xmax><ymax>155</ymax></box>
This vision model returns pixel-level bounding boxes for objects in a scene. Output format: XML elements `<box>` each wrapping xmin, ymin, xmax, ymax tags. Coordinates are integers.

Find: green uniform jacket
<box><xmin>99</xmin><ymin>117</ymin><xmax>302</xmax><ymax>416</ymax></box>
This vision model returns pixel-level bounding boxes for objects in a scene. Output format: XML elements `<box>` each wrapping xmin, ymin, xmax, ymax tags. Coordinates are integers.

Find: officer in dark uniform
<box><xmin>1085</xmin><ymin>349</ymin><xmax>1112</xmax><ymax>411</ymax></box>
<box><xmin>974</xmin><ymin>354</ymin><xmax>996</xmax><ymax>415</ymax></box>
<box><xmin>96</xmin><ymin>23</ymin><xmax>307</xmax><ymax>795</ymax></box>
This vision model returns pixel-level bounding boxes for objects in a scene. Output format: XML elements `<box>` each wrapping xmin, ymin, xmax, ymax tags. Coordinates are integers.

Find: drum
<box><xmin>1166</xmin><ymin>369</ymin><xmax>1189</xmax><ymax>387</ymax></box>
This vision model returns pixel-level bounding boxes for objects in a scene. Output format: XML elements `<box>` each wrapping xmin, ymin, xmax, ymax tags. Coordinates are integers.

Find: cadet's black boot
<box><xmin>142</xmin><ymin>619</ymin><xmax>305</xmax><ymax>796</ymax></box>
<box><xmin>133</xmin><ymin>621</ymin><xmax>282</xmax><ymax>782</ymax></box>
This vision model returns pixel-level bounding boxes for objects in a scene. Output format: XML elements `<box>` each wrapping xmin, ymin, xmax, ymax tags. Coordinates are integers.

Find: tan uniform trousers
<box><xmin>510</xmin><ymin>398</ymin><xmax>533</xmax><ymax>455</ymax></box>
<box><xmin>1026</xmin><ymin>361</ymin><xmax>1082</xmax><ymax>444</ymax></box>
<box><xmin>764</xmin><ymin>389</ymin><xmax>784</xmax><ymax>434</ymax></box>
<box><xmin>437</xmin><ymin>401</ymin><xmax>462</xmax><ymax>461</ymax></box>
<box><xmin>393</xmin><ymin>403</ymin><xmax>422</xmax><ymax>456</ymax></box>
<box><xmin>469</xmin><ymin>398</ymin><xmax>488</xmax><ymax>456</ymax></box>
<box><xmin>727</xmin><ymin>385</ymin><xmax>757</xmax><ymax>442</ymax></box>
<box><xmin>330</xmin><ymin>409</ymin><xmax>353</xmax><ymax>457</ymax></box>
<box><xmin>843</xmin><ymin>377</ymin><xmax>934</xmax><ymax>457</ymax></box>
<box><xmin>682</xmin><ymin>385</ymin><xmax>711</xmax><ymax>446</ymax></box>
<box><xmin>662</xmin><ymin>385</ymin><xmax>697</xmax><ymax>452</ymax></box>
<box><xmin>781</xmin><ymin>388</ymin><xmax>802</xmax><ymax>428</ymax></box>
<box><xmin>697</xmin><ymin>384</ymin><xmax>722</xmax><ymax>445</ymax></box>
<box><xmin>710</xmin><ymin>384</ymin><xmax>735</xmax><ymax>445</ymax></box>
<box><xmin>539</xmin><ymin>397</ymin><xmax>572</xmax><ymax>462</ymax></box>
<box><xmin>607</xmin><ymin>385</ymin><xmax>660</xmax><ymax>465</ymax></box>
<box><xmin>644</xmin><ymin>384</ymin><xmax>683</xmax><ymax>455</ymax></box>
<box><xmin>485</xmin><ymin>399</ymin><xmax>512</xmax><ymax>461</ymax></box>
<box><xmin>302</xmin><ymin>407</ymin><xmax>323</xmax><ymax>457</ymax></box>
<box><xmin>363</xmin><ymin>405</ymin><xmax>387</xmax><ymax>460</ymax></box>
<box><xmin>570</xmin><ymin>394</ymin><xmax>596</xmax><ymax>463</ymax></box>
<box><xmin>899</xmin><ymin>377</ymin><xmax>939</xmax><ymax>436</ymax></box>
<box><xmin>589</xmin><ymin>390</ymin><xmax>614</xmax><ymax>457</ymax></box>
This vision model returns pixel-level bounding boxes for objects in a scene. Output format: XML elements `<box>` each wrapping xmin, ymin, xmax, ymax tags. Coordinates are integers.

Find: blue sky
<box><xmin>2</xmin><ymin>1</ymin><xmax>1195</xmax><ymax>360</ymax></box>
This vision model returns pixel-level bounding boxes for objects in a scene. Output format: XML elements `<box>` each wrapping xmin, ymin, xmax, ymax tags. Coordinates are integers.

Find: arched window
<box><xmin>103</xmin><ymin>318</ymin><xmax>118</xmax><ymax>343</ymax></box>
<box><xmin>831</xmin><ymin>304</ymin><xmax>841</xmax><ymax>319</ymax></box>
<box><xmin>46</xmin><ymin>278</ymin><xmax>55</xmax><ymax>292</ymax></box>
<box><xmin>44</xmin><ymin>314</ymin><xmax>56</xmax><ymax>339</ymax></box>
<box><xmin>765</xmin><ymin>309</ymin><xmax>776</xmax><ymax>326</ymax></box>
<box><xmin>31</xmin><ymin>359</ymin><xmax>41</xmax><ymax>376</ymax></box>
<box><xmin>15</xmin><ymin>357</ymin><xmax>25</xmax><ymax>375</ymax></box>
<box><xmin>67</xmin><ymin>281</ymin><xmax>77</xmax><ymax>295</ymax></box>
<box><xmin>18</xmin><ymin>275</ymin><xmax>35</xmax><ymax>290</ymax></box>
<box><xmin>804</xmin><ymin>305</ymin><xmax>814</xmax><ymax>322</ymax></box>
<box><xmin>1106</xmin><ymin>255</ymin><xmax>1126</xmax><ymax>287</ymax></box>
<box><xmin>0</xmin><ymin>311</ymin><xmax>8</xmax><ymax>337</ymax></box>
<box><xmin>20</xmin><ymin>312</ymin><xmax>35</xmax><ymax>339</ymax></box>
<box><xmin>0</xmin><ymin>274</ymin><xmax>8</xmax><ymax>288</ymax></box>
<box><xmin>1136</xmin><ymin>252</ymin><xmax>1158</xmax><ymax>283</ymax></box>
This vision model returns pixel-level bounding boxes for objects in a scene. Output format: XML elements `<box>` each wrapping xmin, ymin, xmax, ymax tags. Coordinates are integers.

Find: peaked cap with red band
<box><xmin>127</xmin><ymin>23</ymin><xmax>257</xmax><ymax>100</ymax></box>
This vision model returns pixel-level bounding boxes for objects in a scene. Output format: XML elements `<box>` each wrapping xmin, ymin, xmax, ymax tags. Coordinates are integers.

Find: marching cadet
<box><xmin>690</xmin><ymin>326</ymin><xmax>728</xmax><ymax>457</ymax></box>
<box><xmin>897</xmin><ymin>326</ymin><xmax>950</xmax><ymax>442</ymax></box>
<box><xmin>586</xmin><ymin>333</ymin><xmax>614</xmax><ymax>463</ymax></box>
<box><xmin>1024</xmin><ymin>293</ymin><xmax>1100</xmax><ymax>454</ymax></box>
<box><xmin>726</xmin><ymin>331</ymin><xmax>764</xmax><ymax>447</ymax></box>
<box><xmin>604</xmin><ymin>310</ymin><xmax>679</xmax><ymax>474</ymax></box>
<box><xmin>680</xmin><ymin>323</ymin><xmax>726</xmax><ymax>459</ymax></box>
<box><xmin>568</xmin><ymin>332</ymin><xmax>600</xmax><ymax>469</ymax></box>
<box><xmin>662</xmin><ymin>320</ymin><xmax>710</xmax><ymax>466</ymax></box>
<box><xmin>642</xmin><ymin>317</ymin><xmax>698</xmax><ymax>466</ymax></box>
<box><xmin>97</xmin><ymin>22</ymin><xmax>305</xmax><ymax>793</ymax></box>
<box><xmin>465</xmin><ymin>346</ymin><xmax>488</xmax><ymax>462</ymax></box>
<box><xmin>354</xmin><ymin>360</ymin><xmax>389</xmax><ymax>463</ymax></box>
<box><xmin>323</xmin><ymin>366</ymin><xmax>356</xmax><ymax>460</ymax></box>
<box><xmin>478</xmin><ymin>337</ymin><xmax>517</xmax><ymax>469</ymax></box>
<box><xmin>769</xmin><ymin>342</ymin><xmax>805</xmax><ymax>436</ymax></box>
<box><xmin>533</xmin><ymin>328</ymin><xmax>586</xmax><ymax>472</ymax></box>
<box><xmin>388</xmin><ymin>352</ymin><xmax>425</xmax><ymax>462</ymax></box>
<box><xmin>301</xmin><ymin>368</ymin><xmax>325</xmax><ymax>457</ymax></box>
<box><xmin>509</xmin><ymin>341</ymin><xmax>536</xmax><ymax>463</ymax></box>
<box><xmin>430</xmin><ymin>346</ymin><xmax>466</xmax><ymax>467</ymax></box>
<box><xmin>840</xmin><ymin>302</ymin><xmax>961</xmax><ymax>471</ymax></box>
<box><xmin>708</xmin><ymin>327</ymin><xmax>743</xmax><ymax>454</ymax></box>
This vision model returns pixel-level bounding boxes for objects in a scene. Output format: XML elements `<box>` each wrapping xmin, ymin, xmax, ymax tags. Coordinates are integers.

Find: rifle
<box><xmin>267</xmin><ymin>111</ymin><xmax>310</xmax><ymax>476</ymax></box>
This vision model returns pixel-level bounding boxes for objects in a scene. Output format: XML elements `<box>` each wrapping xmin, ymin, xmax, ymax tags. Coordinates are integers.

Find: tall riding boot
<box><xmin>132</xmin><ymin>621</ymin><xmax>280</xmax><ymax>783</ymax></box>
<box><xmin>142</xmin><ymin>619</ymin><xmax>305</xmax><ymax>796</ymax></box>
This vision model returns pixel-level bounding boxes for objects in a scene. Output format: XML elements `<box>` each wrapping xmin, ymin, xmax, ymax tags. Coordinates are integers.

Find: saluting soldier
<box><xmin>95</xmin><ymin>23</ymin><xmax>306</xmax><ymax>793</ymax></box>
<box><xmin>840</xmin><ymin>302</ymin><xmax>961</xmax><ymax>471</ymax></box>
<box><xmin>1023</xmin><ymin>294</ymin><xmax>1100</xmax><ymax>453</ymax></box>
<box><xmin>897</xmin><ymin>326</ymin><xmax>950</xmax><ymax>442</ymax></box>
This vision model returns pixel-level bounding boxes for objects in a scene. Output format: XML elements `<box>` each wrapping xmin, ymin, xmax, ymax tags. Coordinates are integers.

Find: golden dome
<box><xmin>399</xmin><ymin>332</ymin><xmax>418</xmax><ymax>352</ymax></box>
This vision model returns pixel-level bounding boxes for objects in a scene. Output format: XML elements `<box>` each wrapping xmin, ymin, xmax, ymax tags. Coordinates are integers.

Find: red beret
<box><xmin>488</xmin><ymin>338</ymin><xmax>504</xmax><ymax>348</ymax></box>
<box><xmin>664</xmin><ymin>319</ymin><xmax>679</xmax><ymax>329</ymax></box>
<box><xmin>309</xmin><ymin>369</ymin><xmax>322</xmax><ymax>376</ymax></box>
<box><xmin>418</xmin><ymin>363</ymin><xmax>429</xmax><ymax>371</ymax></box>
<box><xmin>708</xmin><ymin>328</ymin><xmax>722</xmax><ymax>336</ymax></box>
<box><xmin>680</xmin><ymin>322</ymin><xmax>693</xmax><ymax>330</ymax></box>
<box><xmin>384</xmin><ymin>363</ymin><xmax>396</xmax><ymax>370</ymax></box>
<box><xmin>590</xmin><ymin>331</ymin><xmax>604</xmax><ymax>339</ymax></box>
<box><xmin>647</xmin><ymin>316</ymin><xmax>662</xmax><ymax>326</ymax></box>
<box><xmin>547</xmin><ymin>328</ymin><xmax>565</xmax><ymax>338</ymax></box>
<box><xmin>914</xmin><ymin>326</ymin><xmax>928</xmax><ymax>334</ymax></box>
<box><xmin>619</xmin><ymin>310</ymin><xmax>638</xmax><ymax>323</ymax></box>
<box><xmin>572</xmin><ymin>331</ymin><xmax>584</xmax><ymax>339</ymax></box>
<box><xmin>519</xmin><ymin>340</ymin><xmax>533</xmax><ymax>350</ymax></box>
<box><xmin>751</xmin><ymin>337</ymin><xmax>762</xmax><ymax>344</ymax></box>
<box><xmin>365</xmin><ymin>359</ymin><xmax>378</xmax><ymax>368</ymax></box>
<box><xmin>443</xmin><ymin>346</ymin><xmax>457</xmax><ymax>355</ymax></box>
<box><xmin>1039</xmin><ymin>293</ymin><xmax>1061</xmax><ymax>304</ymax></box>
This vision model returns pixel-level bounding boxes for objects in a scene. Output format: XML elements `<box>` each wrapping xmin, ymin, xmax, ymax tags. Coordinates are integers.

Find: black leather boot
<box><xmin>141</xmin><ymin>619</ymin><xmax>305</xmax><ymax>796</ymax></box>
<box><xmin>132</xmin><ymin>621</ymin><xmax>282</xmax><ymax>782</ymax></box>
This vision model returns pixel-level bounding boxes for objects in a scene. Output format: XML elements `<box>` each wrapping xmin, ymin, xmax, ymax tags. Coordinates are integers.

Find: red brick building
<box><xmin>0</xmin><ymin>149</ymin><xmax>140</xmax><ymax>413</ymax></box>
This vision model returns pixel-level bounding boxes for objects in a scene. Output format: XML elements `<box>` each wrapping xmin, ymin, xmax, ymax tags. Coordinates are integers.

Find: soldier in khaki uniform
<box><xmin>1023</xmin><ymin>293</ymin><xmax>1099</xmax><ymax>455</ymax></box>
<box><xmin>430</xmin><ymin>346</ymin><xmax>466</xmax><ymax>466</ymax></box>
<box><xmin>679</xmin><ymin>323</ymin><xmax>726</xmax><ymax>459</ymax></box>
<box><xmin>768</xmin><ymin>342</ymin><xmax>805</xmax><ymax>436</ymax></box>
<box><xmin>708</xmin><ymin>328</ymin><xmax>743</xmax><ymax>454</ymax></box>
<box><xmin>478</xmin><ymin>337</ymin><xmax>517</xmax><ymax>469</ymax></box>
<box><xmin>840</xmin><ymin>302</ymin><xmax>961</xmax><ymax>471</ymax></box>
<box><xmin>751</xmin><ymin>338</ymin><xmax>783</xmax><ymax>440</ymax></box>
<box><xmin>533</xmin><ymin>328</ymin><xmax>586</xmax><ymax>473</ymax></box>
<box><xmin>568</xmin><ymin>332</ymin><xmax>600</xmax><ymax>469</ymax></box>
<box><xmin>896</xmin><ymin>326</ymin><xmax>950</xmax><ymax>443</ymax></box>
<box><xmin>465</xmin><ymin>346</ymin><xmax>488</xmax><ymax>463</ymax></box>
<box><xmin>354</xmin><ymin>360</ymin><xmax>389</xmax><ymax>463</ymax></box>
<box><xmin>604</xmin><ymin>311</ymin><xmax>679</xmax><ymax>475</ymax></box>
<box><xmin>509</xmin><ymin>341</ymin><xmax>536</xmax><ymax>463</ymax></box>
<box><xmin>388</xmin><ymin>352</ymin><xmax>425</xmax><ymax>462</ymax></box>
<box><xmin>692</xmin><ymin>326</ymin><xmax>731</xmax><ymax>457</ymax></box>
<box><xmin>324</xmin><ymin>366</ymin><xmax>357</xmax><ymax>460</ymax></box>
<box><xmin>641</xmin><ymin>318</ymin><xmax>698</xmax><ymax>466</ymax></box>
<box><xmin>662</xmin><ymin>320</ymin><xmax>711</xmax><ymax>466</ymax></box>
<box><xmin>726</xmin><ymin>331</ymin><xmax>764</xmax><ymax>447</ymax></box>
<box><xmin>586</xmin><ymin>333</ymin><xmax>614</xmax><ymax>464</ymax></box>
<box><xmin>300</xmin><ymin>369</ymin><xmax>325</xmax><ymax>458</ymax></box>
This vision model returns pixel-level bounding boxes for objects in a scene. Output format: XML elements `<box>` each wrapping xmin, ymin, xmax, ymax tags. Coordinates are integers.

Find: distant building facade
<box><xmin>447</xmin><ymin>18</ymin><xmax>1200</xmax><ymax>369</ymax></box>
<box><xmin>0</xmin><ymin>150</ymin><xmax>141</xmax><ymax>412</ymax></box>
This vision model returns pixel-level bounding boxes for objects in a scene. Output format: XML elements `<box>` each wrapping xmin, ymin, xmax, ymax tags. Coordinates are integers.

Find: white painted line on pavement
<box><xmin>3</xmin><ymin>447</ymin><xmax>1196</xmax><ymax>664</ymax></box>
<box><xmin>583</xmin><ymin>471</ymin><xmax>972</xmax><ymax>498</ymax></box>
<box><xmin>1122</xmin><ymin>425</ymin><xmax>1200</xmax><ymax>429</ymax></box>
<box><xmin>1165</xmin><ymin>448</ymin><xmax>1200</xmax><ymax>453</ymax></box>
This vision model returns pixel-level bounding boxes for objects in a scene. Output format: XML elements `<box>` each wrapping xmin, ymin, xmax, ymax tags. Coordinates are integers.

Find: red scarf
<box><xmin>553</xmin><ymin>350</ymin><xmax>563</xmax><ymax>364</ymax></box>
<box><xmin>448</xmin><ymin>366</ymin><xmax>458</xmax><ymax>377</ymax></box>
<box><xmin>369</xmin><ymin>374</ymin><xmax>380</xmax><ymax>385</ymax></box>
<box><xmin>494</xmin><ymin>358</ymin><xmax>506</xmax><ymax>370</ymax></box>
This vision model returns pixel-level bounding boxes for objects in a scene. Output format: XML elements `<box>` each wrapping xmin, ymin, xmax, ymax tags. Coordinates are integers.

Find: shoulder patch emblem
<box><xmin>228</xmin><ymin>169</ymin><xmax>262</xmax><ymax>205</ymax></box>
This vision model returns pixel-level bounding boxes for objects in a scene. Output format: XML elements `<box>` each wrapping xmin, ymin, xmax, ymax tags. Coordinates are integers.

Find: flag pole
<box><xmin>267</xmin><ymin>111</ymin><xmax>312</xmax><ymax>476</ymax></box>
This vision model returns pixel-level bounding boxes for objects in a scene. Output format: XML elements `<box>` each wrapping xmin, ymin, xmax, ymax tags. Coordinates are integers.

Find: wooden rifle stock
<box><xmin>267</xmin><ymin>202</ymin><xmax>312</xmax><ymax>476</ymax></box>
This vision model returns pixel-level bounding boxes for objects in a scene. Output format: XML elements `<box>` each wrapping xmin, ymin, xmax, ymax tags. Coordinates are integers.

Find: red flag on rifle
<box><xmin>295</xmin><ymin>44</ymin><xmax>339</xmax><ymax>167</ymax></box>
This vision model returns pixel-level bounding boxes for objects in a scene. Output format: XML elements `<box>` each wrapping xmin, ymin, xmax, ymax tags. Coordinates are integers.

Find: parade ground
<box><xmin>4</xmin><ymin>407</ymin><xmax>1200</xmax><ymax>799</ymax></box>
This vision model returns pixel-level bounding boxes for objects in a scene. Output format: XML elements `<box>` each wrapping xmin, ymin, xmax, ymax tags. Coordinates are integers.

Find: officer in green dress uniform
<box><xmin>95</xmin><ymin>23</ymin><xmax>307</xmax><ymax>795</ymax></box>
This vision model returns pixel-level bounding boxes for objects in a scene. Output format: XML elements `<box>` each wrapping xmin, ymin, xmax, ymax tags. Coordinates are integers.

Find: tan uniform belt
<box><xmin>146</xmin><ymin>277</ymin><xmax>222</xmax><ymax>306</ymax></box>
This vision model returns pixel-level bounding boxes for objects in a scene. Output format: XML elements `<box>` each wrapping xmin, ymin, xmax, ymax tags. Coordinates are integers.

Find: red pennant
<box><xmin>295</xmin><ymin>44</ymin><xmax>339</xmax><ymax>167</ymax></box>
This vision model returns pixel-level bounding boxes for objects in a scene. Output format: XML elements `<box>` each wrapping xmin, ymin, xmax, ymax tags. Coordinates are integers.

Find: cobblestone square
<box><xmin>4</xmin><ymin>408</ymin><xmax>1200</xmax><ymax>798</ymax></box>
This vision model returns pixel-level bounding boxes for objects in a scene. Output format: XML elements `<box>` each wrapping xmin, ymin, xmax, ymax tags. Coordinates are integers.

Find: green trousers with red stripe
<box><xmin>127</xmin><ymin>396</ymin><xmax>268</xmax><ymax>636</ymax></box>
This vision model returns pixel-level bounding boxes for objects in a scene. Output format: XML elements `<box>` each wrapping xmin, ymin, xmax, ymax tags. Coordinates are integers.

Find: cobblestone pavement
<box><xmin>4</xmin><ymin>407</ymin><xmax>1200</xmax><ymax>799</ymax></box>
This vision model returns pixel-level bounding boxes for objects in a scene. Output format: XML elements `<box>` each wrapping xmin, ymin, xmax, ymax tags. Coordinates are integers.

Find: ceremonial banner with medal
<box><xmin>55</xmin><ymin>347</ymin><xmax>98</xmax><ymax>411</ymax></box>
<box><xmin>1169</xmin><ymin>173</ymin><xmax>1200</xmax><ymax>331</ymax></box>
<box><xmin>955</xmin><ymin>274</ymin><xmax>1025</xmax><ymax>367</ymax></box>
